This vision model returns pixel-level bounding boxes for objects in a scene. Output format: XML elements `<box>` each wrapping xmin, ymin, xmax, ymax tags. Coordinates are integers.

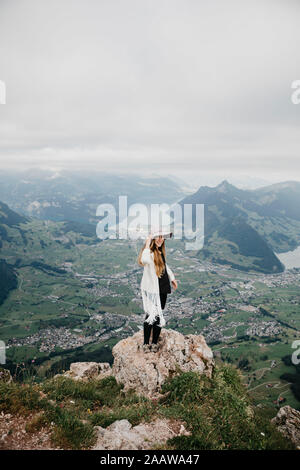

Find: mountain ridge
<box><xmin>178</xmin><ymin>179</ymin><xmax>300</xmax><ymax>273</ymax></box>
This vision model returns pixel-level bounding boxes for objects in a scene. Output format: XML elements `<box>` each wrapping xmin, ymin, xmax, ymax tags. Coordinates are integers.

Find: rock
<box><xmin>92</xmin><ymin>418</ymin><xmax>190</xmax><ymax>450</ymax></box>
<box><xmin>271</xmin><ymin>405</ymin><xmax>300</xmax><ymax>448</ymax></box>
<box><xmin>111</xmin><ymin>328</ymin><xmax>214</xmax><ymax>398</ymax></box>
<box><xmin>0</xmin><ymin>367</ymin><xmax>12</xmax><ymax>384</ymax></box>
<box><xmin>62</xmin><ymin>362</ymin><xmax>112</xmax><ymax>381</ymax></box>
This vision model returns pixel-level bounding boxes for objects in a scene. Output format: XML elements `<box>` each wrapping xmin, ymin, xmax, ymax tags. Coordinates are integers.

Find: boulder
<box><xmin>271</xmin><ymin>405</ymin><xmax>300</xmax><ymax>448</ymax></box>
<box><xmin>111</xmin><ymin>328</ymin><xmax>214</xmax><ymax>398</ymax></box>
<box><xmin>92</xmin><ymin>418</ymin><xmax>190</xmax><ymax>450</ymax></box>
<box><xmin>62</xmin><ymin>362</ymin><xmax>112</xmax><ymax>381</ymax></box>
<box><xmin>0</xmin><ymin>367</ymin><xmax>12</xmax><ymax>384</ymax></box>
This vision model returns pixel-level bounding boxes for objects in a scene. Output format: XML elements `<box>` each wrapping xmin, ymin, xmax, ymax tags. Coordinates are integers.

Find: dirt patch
<box><xmin>0</xmin><ymin>411</ymin><xmax>60</xmax><ymax>450</ymax></box>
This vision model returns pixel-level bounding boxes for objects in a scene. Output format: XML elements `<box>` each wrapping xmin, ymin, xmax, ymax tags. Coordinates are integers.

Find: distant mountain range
<box><xmin>1</xmin><ymin>172</ymin><xmax>300</xmax><ymax>275</ymax></box>
<box><xmin>0</xmin><ymin>169</ymin><xmax>186</xmax><ymax>225</ymax></box>
<box><xmin>179</xmin><ymin>180</ymin><xmax>300</xmax><ymax>273</ymax></box>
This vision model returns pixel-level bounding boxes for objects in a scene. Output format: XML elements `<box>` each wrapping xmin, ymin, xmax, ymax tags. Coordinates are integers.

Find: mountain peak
<box><xmin>216</xmin><ymin>180</ymin><xmax>235</xmax><ymax>192</ymax></box>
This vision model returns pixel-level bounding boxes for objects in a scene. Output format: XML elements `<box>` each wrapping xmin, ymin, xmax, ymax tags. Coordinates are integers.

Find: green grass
<box><xmin>158</xmin><ymin>365</ymin><xmax>295</xmax><ymax>450</ymax></box>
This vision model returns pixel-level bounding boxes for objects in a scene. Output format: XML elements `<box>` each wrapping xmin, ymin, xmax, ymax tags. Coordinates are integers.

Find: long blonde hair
<box><xmin>137</xmin><ymin>239</ymin><xmax>166</xmax><ymax>278</ymax></box>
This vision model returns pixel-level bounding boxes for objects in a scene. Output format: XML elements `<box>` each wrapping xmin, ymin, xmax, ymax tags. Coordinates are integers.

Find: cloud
<box><xmin>0</xmin><ymin>0</ymin><xmax>299</xmax><ymax>180</ymax></box>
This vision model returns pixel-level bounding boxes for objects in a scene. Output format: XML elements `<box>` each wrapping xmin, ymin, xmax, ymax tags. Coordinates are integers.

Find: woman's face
<box><xmin>154</xmin><ymin>235</ymin><xmax>164</xmax><ymax>247</ymax></box>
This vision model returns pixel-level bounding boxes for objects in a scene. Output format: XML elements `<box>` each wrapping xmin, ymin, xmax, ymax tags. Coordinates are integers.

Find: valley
<box><xmin>1</xmin><ymin>225</ymin><xmax>299</xmax><ymax>410</ymax></box>
<box><xmin>1</xmin><ymin>173</ymin><xmax>300</xmax><ymax>413</ymax></box>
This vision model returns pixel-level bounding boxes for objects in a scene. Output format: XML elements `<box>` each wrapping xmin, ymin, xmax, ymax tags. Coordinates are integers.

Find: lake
<box><xmin>275</xmin><ymin>246</ymin><xmax>300</xmax><ymax>270</ymax></box>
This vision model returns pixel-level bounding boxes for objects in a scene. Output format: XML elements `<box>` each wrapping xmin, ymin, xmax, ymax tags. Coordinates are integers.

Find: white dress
<box><xmin>140</xmin><ymin>248</ymin><xmax>175</xmax><ymax>327</ymax></box>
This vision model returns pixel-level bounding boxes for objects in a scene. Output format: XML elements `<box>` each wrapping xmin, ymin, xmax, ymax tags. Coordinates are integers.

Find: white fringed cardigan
<box><xmin>140</xmin><ymin>247</ymin><xmax>175</xmax><ymax>327</ymax></box>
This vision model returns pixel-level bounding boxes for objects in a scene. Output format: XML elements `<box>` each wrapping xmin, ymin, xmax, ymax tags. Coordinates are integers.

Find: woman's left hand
<box><xmin>171</xmin><ymin>279</ymin><xmax>178</xmax><ymax>290</ymax></box>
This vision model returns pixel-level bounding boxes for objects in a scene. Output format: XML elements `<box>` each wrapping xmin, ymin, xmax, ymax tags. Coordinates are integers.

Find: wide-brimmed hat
<box><xmin>149</xmin><ymin>225</ymin><xmax>173</xmax><ymax>239</ymax></box>
<box><xmin>129</xmin><ymin>224</ymin><xmax>173</xmax><ymax>240</ymax></box>
<box><xmin>151</xmin><ymin>229</ymin><xmax>173</xmax><ymax>239</ymax></box>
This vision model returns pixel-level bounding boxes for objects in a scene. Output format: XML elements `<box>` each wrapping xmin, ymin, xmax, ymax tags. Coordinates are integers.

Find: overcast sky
<box><xmin>0</xmin><ymin>0</ymin><xmax>300</xmax><ymax>184</ymax></box>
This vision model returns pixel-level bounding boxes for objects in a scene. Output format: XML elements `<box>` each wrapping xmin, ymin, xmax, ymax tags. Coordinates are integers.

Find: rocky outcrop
<box><xmin>47</xmin><ymin>328</ymin><xmax>212</xmax><ymax>450</ymax></box>
<box><xmin>60</xmin><ymin>329</ymin><xmax>214</xmax><ymax>398</ymax></box>
<box><xmin>92</xmin><ymin>418</ymin><xmax>190</xmax><ymax>450</ymax></box>
<box><xmin>111</xmin><ymin>328</ymin><xmax>214</xmax><ymax>398</ymax></box>
<box><xmin>62</xmin><ymin>362</ymin><xmax>112</xmax><ymax>381</ymax></box>
<box><xmin>271</xmin><ymin>405</ymin><xmax>300</xmax><ymax>448</ymax></box>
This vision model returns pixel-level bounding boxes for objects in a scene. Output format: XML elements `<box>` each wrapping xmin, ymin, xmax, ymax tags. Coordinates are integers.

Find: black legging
<box><xmin>143</xmin><ymin>293</ymin><xmax>167</xmax><ymax>345</ymax></box>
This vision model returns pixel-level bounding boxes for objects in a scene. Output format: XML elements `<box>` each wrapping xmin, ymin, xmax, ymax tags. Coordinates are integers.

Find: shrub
<box><xmin>42</xmin><ymin>375</ymin><xmax>123</xmax><ymax>407</ymax></box>
<box><xmin>0</xmin><ymin>382</ymin><xmax>41</xmax><ymax>415</ymax></box>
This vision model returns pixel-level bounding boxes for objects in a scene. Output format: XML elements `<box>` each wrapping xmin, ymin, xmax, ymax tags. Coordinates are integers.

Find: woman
<box><xmin>137</xmin><ymin>231</ymin><xmax>178</xmax><ymax>353</ymax></box>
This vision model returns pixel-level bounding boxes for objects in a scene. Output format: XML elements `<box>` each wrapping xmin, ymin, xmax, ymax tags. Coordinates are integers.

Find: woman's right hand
<box><xmin>145</xmin><ymin>233</ymin><xmax>153</xmax><ymax>248</ymax></box>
